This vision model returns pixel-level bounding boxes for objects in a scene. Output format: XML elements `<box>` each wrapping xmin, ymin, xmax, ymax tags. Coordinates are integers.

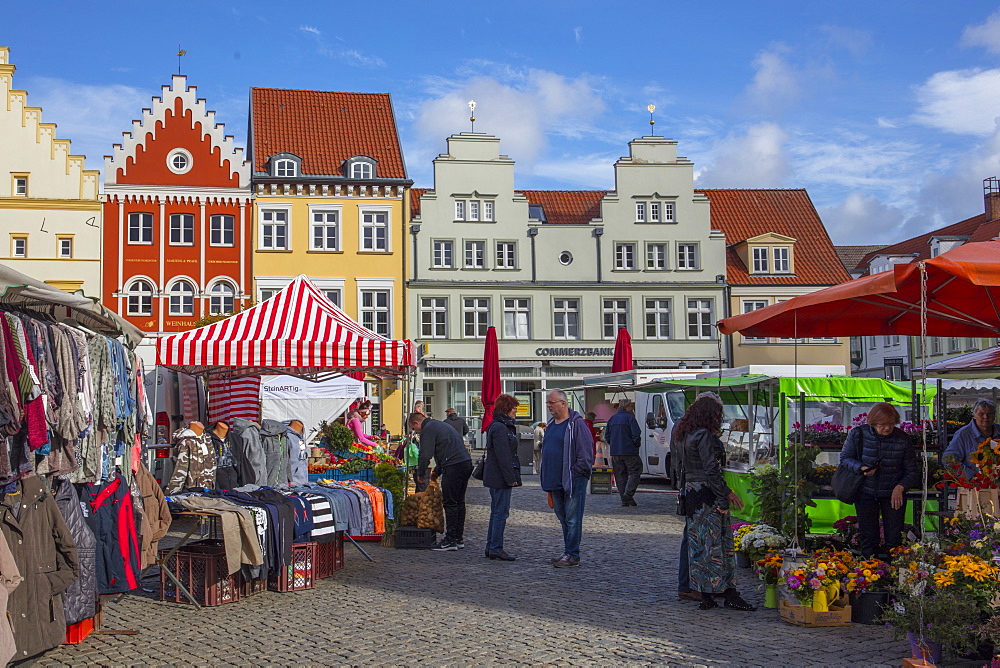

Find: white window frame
<box><xmin>553</xmin><ymin>298</ymin><xmax>580</xmax><ymax>340</ymax></box>
<box><xmin>462</xmin><ymin>297</ymin><xmax>491</xmax><ymax>339</ymax></box>
<box><xmin>309</xmin><ymin>205</ymin><xmax>342</xmax><ymax>251</ymax></box>
<box><xmin>359</xmin><ymin>289</ymin><xmax>391</xmax><ymax>337</ymax></box>
<box><xmin>752</xmin><ymin>247</ymin><xmax>769</xmax><ymax>273</ymax></box>
<box><xmin>649</xmin><ymin>201</ymin><xmax>660</xmax><ymax>222</ymax></box>
<box><xmin>259</xmin><ymin>207</ymin><xmax>291</xmax><ymax>250</ymax></box>
<box><xmin>208</xmin><ymin>279</ymin><xmax>237</xmax><ymax>316</ymax></box>
<box><xmin>464</xmin><ymin>240</ymin><xmax>486</xmax><ymax>269</ymax></box>
<box><xmin>355</xmin><ymin>278</ymin><xmax>393</xmax><ymax>337</ymax></box>
<box><xmin>350</xmin><ymin>161</ymin><xmax>374</xmax><ymax>180</ymax></box>
<box><xmin>210</xmin><ymin>214</ymin><xmax>235</xmax><ymax>247</ymax></box>
<box><xmin>635</xmin><ymin>202</ymin><xmax>646</xmax><ymax>222</ymax></box>
<box><xmin>166</xmin><ymin>148</ymin><xmax>193</xmax><ymax>175</ymax></box>
<box><xmin>168</xmin><ymin>279</ymin><xmax>196</xmax><ymax>316</ymax></box>
<box><xmin>677</xmin><ymin>243</ymin><xmax>699</xmax><ymax>270</ymax></box>
<box><xmin>468</xmin><ymin>200</ymin><xmax>480</xmax><ymax>222</ymax></box>
<box><xmin>502</xmin><ymin>297</ymin><xmax>530</xmax><ymax>340</ymax></box>
<box><xmin>496</xmin><ymin>241</ymin><xmax>517</xmax><ymax>270</ymax></box>
<box><xmin>686</xmin><ymin>298</ymin><xmax>714</xmax><ymax>340</ymax></box>
<box><xmin>742</xmin><ymin>300</ymin><xmax>769</xmax><ymax>342</ymax></box>
<box><xmin>359</xmin><ymin>206</ymin><xmax>391</xmax><ymax>252</ymax></box>
<box><xmin>11</xmin><ymin>237</ymin><xmax>26</xmax><ymax>258</ymax></box>
<box><xmin>13</xmin><ymin>177</ymin><xmax>27</xmax><ymax>196</ymax></box>
<box><xmin>663</xmin><ymin>201</ymin><xmax>676</xmax><ymax>222</ymax></box>
<box><xmin>646</xmin><ymin>242</ymin><xmax>667</xmax><ymax>271</ymax></box>
<box><xmin>602</xmin><ymin>298</ymin><xmax>630</xmax><ymax>339</ymax></box>
<box><xmin>433</xmin><ymin>239</ymin><xmax>455</xmax><ymax>269</ymax></box>
<box><xmin>169</xmin><ymin>213</ymin><xmax>195</xmax><ymax>246</ymax></box>
<box><xmin>57</xmin><ymin>237</ymin><xmax>73</xmax><ymax>259</ymax></box>
<box><xmin>125</xmin><ymin>278</ymin><xmax>154</xmax><ymax>316</ymax></box>
<box><xmin>420</xmin><ymin>297</ymin><xmax>448</xmax><ymax>339</ymax></box>
<box><xmin>483</xmin><ymin>200</ymin><xmax>495</xmax><ymax>222</ymax></box>
<box><xmin>128</xmin><ymin>212</ymin><xmax>154</xmax><ymax>245</ymax></box>
<box><xmin>455</xmin><ymin>200</ymin><xmax>466</xmax><ymax>221</ymax></box>
<box><xmin>615</xmin><ymin>242</ymin><xmax>637</xmax><ymax>271</ymax></box>
<box><xmin>644</xmin><ymin>298</ymin><xmax>671</xmax><ymax>340</ymax></box>
<box><xmin>773</xmin><ymin>246</ymin><xmax>790</xmax><ymax>273</ymax></box>
<box><xmin>274</xmin><ymin>159</ymin><xmax>297</xmax><ymax>178</ymax></box>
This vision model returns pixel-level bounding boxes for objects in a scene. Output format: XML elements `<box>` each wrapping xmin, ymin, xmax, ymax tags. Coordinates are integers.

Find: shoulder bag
<box><xmin>471</xmin><ymin>454</ymin><xmax>486</xmax><ymax>480</ymax></box>
<box><xmin>832</xmin><ymin>427</ymin><xmax>877</xmax><ymax>505</ymax></box>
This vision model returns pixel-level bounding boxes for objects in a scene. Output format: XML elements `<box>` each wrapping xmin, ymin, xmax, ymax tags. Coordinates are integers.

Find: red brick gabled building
<box><xmin>103</xmin><ymin>75</ymin><xmax>251</xmax><ymax>354</ymax></box>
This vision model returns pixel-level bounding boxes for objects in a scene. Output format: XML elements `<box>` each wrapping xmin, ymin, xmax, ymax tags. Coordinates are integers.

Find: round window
<box><xmin>559</xmin><ymin>251</ymin><xmax>573</xmax><ymax>265</ymax></box>
<box><xmin>166</xmin><ymin>149</ymin><xmax>193</xmax><ymax>175</ymax></box>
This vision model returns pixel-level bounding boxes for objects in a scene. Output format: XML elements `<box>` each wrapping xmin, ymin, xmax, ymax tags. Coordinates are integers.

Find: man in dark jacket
<box><xmin>408</xmin><ymin>412</ymin><xmax>473</xmax><ymax>551</ymax></box>
<box><xmin>444</xmin><ymin>408</ymin><xmax>470</xmax><ymax>439</ymax></box>
<box><xmin>606</xmin><ymin>399</ymin><xmax>642</xmax><ymax>506</ymax></box>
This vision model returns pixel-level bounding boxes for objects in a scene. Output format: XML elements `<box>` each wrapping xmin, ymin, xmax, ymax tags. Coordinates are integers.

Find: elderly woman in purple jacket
<box><xmin>540</xmin><ymin>390</ymin><xmax>595</xmax><ymax>568</ymax></box>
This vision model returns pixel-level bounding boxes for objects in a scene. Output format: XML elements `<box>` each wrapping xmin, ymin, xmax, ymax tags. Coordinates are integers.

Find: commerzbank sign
<box><xmin>535</xmin><ymin>347</ymin><xmax>614</xmax><ymax>357</ymax></box>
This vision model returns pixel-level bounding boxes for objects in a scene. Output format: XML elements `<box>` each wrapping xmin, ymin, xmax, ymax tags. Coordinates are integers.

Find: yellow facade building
<box><xmin>249</xmin><ymin>88</ymin><xmax>412</xmax><ymax>433</ymax></box>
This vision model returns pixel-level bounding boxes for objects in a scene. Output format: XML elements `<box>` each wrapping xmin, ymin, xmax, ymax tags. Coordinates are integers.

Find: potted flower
<box><xmin>882</xmin><ymin>589</ymin><xmax>979</xmax><ymax>663</ymax></box>
<box><xmin>781</xmin><ymin>549</ymin><xmax>854</xmax><ymax>611</ymax></box>
<box><xmin>806</xmin><ymin>464</ymin><xmax>837</xmax><ymax>489</ymax></box>
<box><xmin>786</xmin><ymin>422</ymin><xmax>848</xmax><ymax>448</ymax></box>
<box><xmin>732</xmin><ymin>522</ymin><xmax>756</xmax><ymax>568</ymax></box>
<box><xmin>755</xmin><ymin>552</ymin><xmax>783</xmax><ymax>608</ymax></box>
<box><xmin>844</xmin><ymin>558</ymin><xmax>893</xmax><ymax>624</ymax></box>
<box><xmin>739</xmin><ymin>523</ymin><xmax>788</xmax><ymax>566</ymax></box>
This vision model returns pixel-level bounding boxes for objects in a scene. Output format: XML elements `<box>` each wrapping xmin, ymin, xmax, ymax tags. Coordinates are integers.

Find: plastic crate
<box><xmin>64</xmin><ymin>617</ymin><xmax>94</xmax><ymax>645</ymax></box>
<box><xmin>394</xmin><ymin>526</ymin><xmax>436</xmax><ymax>549</ymax></box>
<box><xmin>314</xmin><ymin>532</ymin><xmax>345</xmax><ymax>578</ymax></box>
<box><xmin>241</xmin><ymin>574</ymin><xmax>268</xmax><ymax>597</ymax></box>
<box><xmin>159</xmin><ymin>542</ymin><xmax>241</xmax><ymax>606</ymax></box>
<box><xmin>590</xmin><ymin>467</ymin><xmax>613</xmax><ymax>494</ymax></box>
<box><xmin>308</xmin><ymin>468</ymin><xmax>375</xmax><ymax>483</ymax></box>
<box><xmin>269</xmin><ymin>542</ymin><xmax>317</xmax><ymax>592</ymax></box>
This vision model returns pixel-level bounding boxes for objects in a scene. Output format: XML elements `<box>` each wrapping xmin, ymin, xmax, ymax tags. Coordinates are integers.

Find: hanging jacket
<box><xmin>53</xmin><ymin>477</ymin><xmax>97</xmax><ymax>625</ymax></box>
<box><xmin>208</xmin><ymin>428</ymin><xmax>239</xmax><ymax>489</ymax></box>
<box><xmin>260</xmin><ymin>419</ymin><xmax>292</xmax><ymax>488</ymax></box>
<box><xmin>80</xmin><ymin>475</ymin><xmax>141</xmax><ymax>594</ymax></box>
<box><xmin>166</xmin><ymin>428</ymin><xmax>216</xmax><ymax>493</ymax></box>
<box><xmin>0</xmin><ymin>475</ymin><xmax>79</xmax><ymax>662</ymax></box>
<box><xmin>0</xmin><ymin>529</ymin><xmax>21</xmax><ymax>666</ymax></box>
<box><xmin>230</xmin><ymin>418</ymin><xmax>266</xmax><ymax>487</ymax></box>
<box><xmin>135</xmin><ymin>462</ymin><xmax>171</xmax><ymax>569</ymax></box>
<box><xmin>283</xmin><ymin>419</ymin><xmax>308</xmax><ymax>485</ymax></box>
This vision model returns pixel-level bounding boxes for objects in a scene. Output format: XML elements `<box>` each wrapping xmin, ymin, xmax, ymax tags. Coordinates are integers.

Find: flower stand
<box><xmin>764</xmin><ymin>584</ymin><xmax>779</xmax><ymax>609</ymax></box>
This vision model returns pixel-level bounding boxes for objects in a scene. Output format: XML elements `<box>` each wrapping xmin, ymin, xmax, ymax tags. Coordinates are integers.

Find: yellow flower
<box><xmin>934</xmin><ymin>573</ymin><xmax>955</xmax><ymax>587</ymax></box>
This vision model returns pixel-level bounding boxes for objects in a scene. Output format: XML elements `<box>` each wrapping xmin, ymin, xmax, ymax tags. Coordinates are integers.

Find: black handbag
<box><xmin>832</xmin><ymin>463</ymin><xmax>865</xmax><ymax>504</ymax></box>
<box><xmin>471</xmin><ymin>456</ymin><xmax>485</xmax><ymax>481</ymax></box>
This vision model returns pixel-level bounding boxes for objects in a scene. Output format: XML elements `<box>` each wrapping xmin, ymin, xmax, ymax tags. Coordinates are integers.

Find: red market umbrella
<box><xmin>480</xmin><ymin>326</ymin><xmax>501</xmax><ymax>433</ymax></box>
<box><xmin>717</xmin><ymin>240</ymin><xmax>1000</xmax><ymax>339</ymax></box>
<box><xmin>923</xmin><ymin>347</ymin><xmax>1000</xmax><ymax>377</ymax></box>
<box><xmin>611</xmin><ymin>327</ymin><xmax>634</xmax><ymax>372</ymax></box>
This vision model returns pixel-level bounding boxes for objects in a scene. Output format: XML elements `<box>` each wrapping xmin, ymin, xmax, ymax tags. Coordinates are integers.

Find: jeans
<box><xmin>678</xmin><ymin>523</ymin><xmax>691</xmax><ymax>592</ymax></box>
<box><xmin>550</xmin><ymin>476</ymin><xmax>588</xmax><ymax>559</ymax></box>
<box><xmin>440</xmin><ymin>460</ymin><xmax>473</xmax><ymax>542</ymax></box>
<box><xmin>611</xmin><ymin>454</ymin><xmax>642</xmax><ymax>502</ymax></box>
<box><xmin>855</xmin><ymin>495</ymin><xmax>906</xmax><ymax>558</ymax></box>
<box><xmin>486</xmin><ymin>487</ymin><xmax>512</xmax><ymax>553</ymax></box>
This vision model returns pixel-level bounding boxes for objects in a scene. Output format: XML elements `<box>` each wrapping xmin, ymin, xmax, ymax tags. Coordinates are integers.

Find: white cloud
<box><xmin>876</xmin><ymin>117</ymin><xmax>897</xmax><ymax>129</ymax></box>
<box><xmin>300</xmin><ymin>25</ymin><xmax>321</xmax><ymax>35</ymax></box>
<box><xmin>298</xmin><ymin>27</ymin><xmax>385</xmax><ymax>68</ymax></box>
<box><xmin>913</xmin><ymin>68</ymin><xmax>1000</xmax><ymax>135</ymax></box>
<box><xmin>22</xmin><ymin>77</ymin><xmax>150</xmax><ymax>172</ymax></box>
<box><xmin>790</xmin><ymin>133</ymin><xmax>922</xmax><ymax>196</ymax></box>
<box><xmin>818</xmin><ymin>192</ymin><xmax>907</xmax><ymax>245</ymax></box>
<box><xmin>961</xmin><ymin>10</ymin><xmax>1000</xmax><ymax>55</ymax></box>
<box><xmin>696</xmin><ymin>122</ymin><xmax>791</xmax><ymax>188</ymax></box>
<box><xmin>532</xmin><ymin>152</ymin><xmax>616</xmax><ymax>188</ymax></box>
<box><xmin>411</xmin><ymin>68</ymin><xmax>607</xmax><ymax>168</ymax></box>
<box><xmin>574</xmin><ymin>27</ymin><xmax>583</xmax><ymax>45</ymax></box>
<box><xmin>743</xmin><ymin>47</ymin><xmax>801</xmax><ymax>115</ymax></box>
<box><xmin>819</xmin><ymin>25</ymin><xmax>874</xmax><ymax>58</ymax></box>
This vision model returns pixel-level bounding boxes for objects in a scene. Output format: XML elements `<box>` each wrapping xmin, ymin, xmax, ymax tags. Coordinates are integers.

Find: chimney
<box><xmin>985</xmin><ymin>177</ymin><xmax>1000</xmax><ymax>221</ymax></box>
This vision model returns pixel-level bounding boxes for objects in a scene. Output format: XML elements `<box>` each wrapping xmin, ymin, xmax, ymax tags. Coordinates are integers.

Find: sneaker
<box><xmin>431</xmin><ymin>540</ymin><xmax>459</xmax><ymax>551</ymax></box>
<box><xmin>552</xmin><ymin>555</ymin><xmax>580</xmax><ymax>568</ymax></box>
<box><xmin>549</xmin><ymin>554</ymin><xmax>568</xmax><ymax>564</ymax></box>
<box><xmin>457</xmin><ymin>540</ymin><xmax>465</xmax><ymax>549</ymax></box>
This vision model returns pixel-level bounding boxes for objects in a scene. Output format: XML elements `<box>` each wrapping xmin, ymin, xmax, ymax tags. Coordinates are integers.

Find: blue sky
<box><xmin>7</xmin><ymin>1</ymin><xmax>1000</xmax><ymax>244</ymax></box>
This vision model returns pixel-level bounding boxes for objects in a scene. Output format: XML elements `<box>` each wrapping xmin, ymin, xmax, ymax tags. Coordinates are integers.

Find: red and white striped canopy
<box><xmin>155</xmin><ymin>275</ymin><xmax>416</xmax><ymax>379</ymax></box>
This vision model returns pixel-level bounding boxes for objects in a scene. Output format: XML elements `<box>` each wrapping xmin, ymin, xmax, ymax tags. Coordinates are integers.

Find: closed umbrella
<box><xmin>611</xmin><ymin>327</ymin><xmax>633</xmax><ymax>372</ymax></box>
<box><xmin>481</xmin><ymin>326</ymin><xmax>501</xmax><ymax>432</ymax></box>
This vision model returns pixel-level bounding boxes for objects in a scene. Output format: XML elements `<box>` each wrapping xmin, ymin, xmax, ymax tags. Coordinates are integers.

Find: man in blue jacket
<box><xmin>540</xmin><ymin>390</ymin><xmax>595</xmax><ymax>568</ymax></box>
<box><xmin>606</xmin><ymin>399</ymin><xmax>642</xmax><ymax>506</ymax></box>
<box><xmin>944</xmin><ymin>399</ymin><xmax>1000</xmax><ymax>479</ymax></box>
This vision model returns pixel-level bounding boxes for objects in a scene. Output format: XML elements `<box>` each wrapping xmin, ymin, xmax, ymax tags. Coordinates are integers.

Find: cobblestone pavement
<box><xmin>28</xmin><ymin>478</ymin><xmax>907</xmax><ymax>667</ymax></box>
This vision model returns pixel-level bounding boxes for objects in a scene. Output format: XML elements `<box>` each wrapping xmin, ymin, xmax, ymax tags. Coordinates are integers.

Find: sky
<box><xmin>6</xmin><ymin>1</ymin><xmax>1000</xmax><ymax>245</ymax></box>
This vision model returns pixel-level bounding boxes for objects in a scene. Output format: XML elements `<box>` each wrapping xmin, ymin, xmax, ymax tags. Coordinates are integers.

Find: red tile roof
<box><xmin>855</xmin><ymin>213</ymin><xmax>985</xmax><ymax>270</ymax></box>
<box><xmin>835</xmin><ymin>245</ymin><xmax>886</xmax><ymax>273</ymax></box>
<box><xmin>250</xmin><ymin>88</ymin><xmax>407</xmax><ymax>179</ymax></box>
<box><xmin>517</xmin><ymin>190</ymin><xmax>609</xmax><ymax>225</ymax></box>
<box><xmin>697</xmin><ymin>189</ymin><xmax>850</xmax><ymax>286</ymax></box>
<box><xmin>410</xmin><ymin>187</ymin><xmax>430</xmax><ymax>216</ymax></box>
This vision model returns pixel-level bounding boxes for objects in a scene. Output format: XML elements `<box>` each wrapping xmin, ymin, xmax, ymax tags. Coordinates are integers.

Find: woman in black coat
<box><xmin>840</xmin><ymin>402</ymin><xmax>919</xmax><ymax>558</ymax></box>
<box><xmin>483</xmin><ymin>394</ymin><xmax>522</xmax><ymax>561</ymax></box>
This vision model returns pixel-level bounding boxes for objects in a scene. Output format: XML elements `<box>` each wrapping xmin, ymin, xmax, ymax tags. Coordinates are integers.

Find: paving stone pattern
<box><xmin>29</xmin><ymin>478</ymin><xmax>907</xmax><ymax>667</ymax></box>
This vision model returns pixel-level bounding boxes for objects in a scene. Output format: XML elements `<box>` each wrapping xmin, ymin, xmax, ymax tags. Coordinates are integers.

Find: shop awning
<box><xmin>635</xmin><ymin>374</ymin><xmax>773</xmax><ymax>392</ymax></box>
<box><xmin>155</xmin><ymin>275</ymin><xmax>415</xmax><ymax>380</ymax></box>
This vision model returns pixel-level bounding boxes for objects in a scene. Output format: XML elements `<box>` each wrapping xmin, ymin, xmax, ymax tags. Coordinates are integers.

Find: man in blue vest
<box><xmin>606</xmin><ymin>399</ymin><xmax>642</xmax><ymax>506</ymax></box>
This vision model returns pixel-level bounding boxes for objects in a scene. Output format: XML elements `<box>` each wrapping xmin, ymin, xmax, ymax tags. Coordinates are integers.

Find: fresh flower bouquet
<box><xmin>739</xmin><ymin>523</ymin><xmax>788</xmax><ymax>562</ymax></box>
<box><xmin>732</xmin><ymin>522</ymin><xmax>756</xmax><ymax>552</ymax></box>
<box><xmin>941</xmin><ymin>515</ymin><xmax>1000</xmax><ymax>559</ymax></box>
<box><xmin>941</xmin><ymin>436</ymin><xmax>1000</xmax><ymax>490</ymax></box>
<box><xmin>756</xmin><ymin>552</ymin><xmax>784</xmax><ymax>585</ymax></box>
<box><xmin>781</xmin><ymin>549</ymin><xmax>855</xmax><ymax>604</ymax></box>
<box><xmin>845</xmin><ymin>558</ymin><xmax>892</xmax><ymax>593</ymax></box>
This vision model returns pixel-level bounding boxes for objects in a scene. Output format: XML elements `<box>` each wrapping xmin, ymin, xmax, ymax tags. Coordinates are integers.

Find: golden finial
<box><xmin>468</xmin><ymin>100</ymin><xmax>477</xmax><ymax>132</ymax></box>
<box><xmin>648</xmin><ymin>104</ymin><xmax>656</xmax><ymax>134</ymax></box>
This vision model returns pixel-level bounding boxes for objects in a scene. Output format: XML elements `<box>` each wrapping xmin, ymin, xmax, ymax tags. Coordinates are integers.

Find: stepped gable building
<box><xmin>0</xmin><ymin>46</ymin><xmax>101</xmax><ymax>294</ymax></box>
<box><xmin>103</xmin><ymin>74</ymin><xmax>251</xmax><ymax>354</ymax></box>
<box><xmin>249</xmin><ymin>87</ymin><xmax>412</xmax><ymax>432</ymax></box>
<box><xmin>699</xmin><ymin>188</ymin><xmax>852</xmax><ymax>369</ymax></box>
<box><xmin>849</xmin><ymin>177</ymin><xmax>1000</xmax><ymax>379</ymax></box>
<box><xmin>408</xmin><ymin>132</ymin><xmax>728</xmax><ymax>428</ymax></box>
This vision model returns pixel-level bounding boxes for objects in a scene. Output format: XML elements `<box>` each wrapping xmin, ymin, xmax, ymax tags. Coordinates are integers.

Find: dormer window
<box><xmin>773</xmin><ymin>246</ymin><xmax>790</xmax><ymax>273</ymax></box>
<box><xmin>268</xmin><ymin>154</ymin><xmax>301</xmax><ymax>178</ymax></box>
<box><xmin>345</xmin><ymin>156</ymin><xmax>376</xmax><ymax>180</ymax></box>
<box><xmin>749</xmin><ymin>245</ymin><xmax>792</xmax><ymax>274</ymax></box>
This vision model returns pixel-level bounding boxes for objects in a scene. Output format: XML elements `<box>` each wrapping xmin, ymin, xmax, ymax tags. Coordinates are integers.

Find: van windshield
<box><xmin>666</xmin><ymin>391</ymin><xmax>686</xmax><ymax>421</ymax></box>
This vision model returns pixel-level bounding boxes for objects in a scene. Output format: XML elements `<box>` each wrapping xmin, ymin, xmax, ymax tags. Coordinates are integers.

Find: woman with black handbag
<box><xmin>483</xmin><ymin>394</ymin><xmax>522</xmax><ymax>561</ymax></box>
<box><xmin>839</xmin><ymin>402</ymin><xmax>919</xmax><ymax>558</ymax></box>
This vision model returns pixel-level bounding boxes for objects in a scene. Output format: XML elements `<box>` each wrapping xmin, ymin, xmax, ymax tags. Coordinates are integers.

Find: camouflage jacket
<box><xmin>167</xmin><ymin>428</ymin><xmax>216</xmax><ymax>493</ymax></box>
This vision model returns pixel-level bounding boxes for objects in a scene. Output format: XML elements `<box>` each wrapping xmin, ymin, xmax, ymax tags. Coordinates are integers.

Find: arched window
<box><xmin>209</xmin><ymin>281</ymin><xmax>236</xmax><ymax>316</ymax></box>
<box><xmin>350</xmin><ymin>161</ymin><xmax>373</xmax><ymax>179</ymax></box>
<box><xmin>275</xmin><ymin>159</ymin><xmax>296</xmax><ymax>178</ymax></box>
<box><xmin>125</xmin><ymin>279</ymin><xmax>154</xmax><ymax>316</ymax></box>
<box><xmin>168</xmin><ymin>280</ymin><xmax>195</xmax><ymax>316</ymax></box>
